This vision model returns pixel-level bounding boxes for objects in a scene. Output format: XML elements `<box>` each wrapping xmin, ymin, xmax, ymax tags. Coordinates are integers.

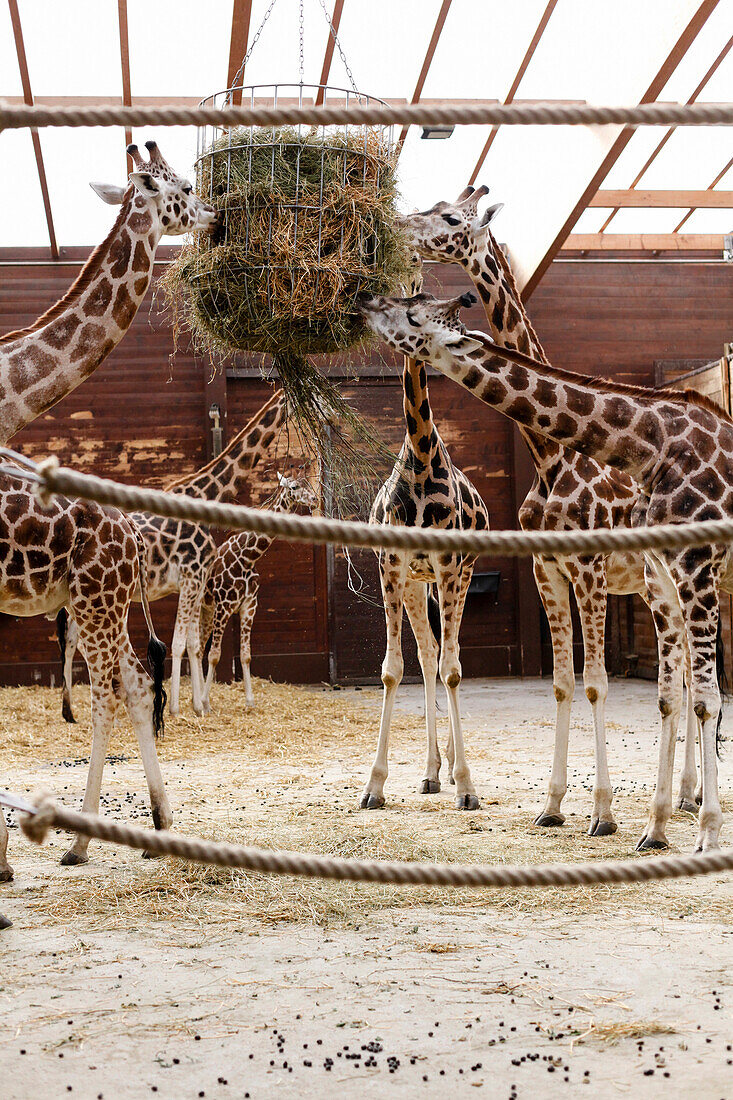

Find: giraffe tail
<box><xmin>56</xmin><ymin>608</ymin><xmax>76</xmax><ymax>724</ymax></box>
<box><xmin>135</xmin><ymin>533</ymin><xmax>167</xmax><ymax>740</ymax></box>
<box><xmin>427</xmin><ymin>589</ymin><xmax>442</xmax><ymax>645</ymax></box>
<box><xmin>715</xmin><ymin>616</ymin><xmax>728</xmax><ymax>757</ymax></box>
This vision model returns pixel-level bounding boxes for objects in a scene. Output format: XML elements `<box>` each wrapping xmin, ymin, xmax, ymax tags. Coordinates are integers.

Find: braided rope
<box><xmin>21</xmin><ymin>456</ymin><xmax>733</xmax><ymax>559</ymax></box>
<box><xmin>1</xmin><ymin>101</ymin><xmax>733</xmax><ymax>133</ymax></box>
<box><xmin>17</xmin><ymin>794</ymin><xmax>733</xmax><ymax>888</ymax></box>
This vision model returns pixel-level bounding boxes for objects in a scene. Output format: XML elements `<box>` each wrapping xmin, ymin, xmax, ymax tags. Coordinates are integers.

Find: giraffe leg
<box><xmin>202</xmin><ymin>600</ymin><xmax>233</xmax><ymax>713</ymax></box>
<box><xmin>636</xmin><ymin>561</ymin><xmax>686</xmax><ymax>850</ymax></box>
<box><xmin>361</xmin><ymin>554</ymin><xmax>407</xmax><ymax>809</ymax></box>
<box><xmin>60</xmin><ymin>628</ymin><xmax>120</xmax><ymax>865</ymax></box>
<box><xmin>404</xmin><ymin>583</ymin><xmax>441</xmax><ymax>794</ymax></box>
<box><xmin>186</xmin><ymin>596</ymin><xmax>206</xmax><ymax>717</ymax></box>
<box><xmin>60</xmin><ymin>613</ymin><xmax>79</xmax><ymax>723</ymax></box>
<box><xmin>571</xmin><ymin>560</ymin><xmax>616</xmax><ymax>837</ymax></box>
<box><xmin>170</xmin><ymin>579</ymin><xmax>203</xmax><ymax>716</ymax></box>
<box><xmin>239</xmin><ymin>578</ymin><xmax>259</xmax><ymax>707</ymax></box>
<box><xmin>436</xmin><ymin>559</ymin><xmax>479</xmax><ymax>811</ymax></box>
<box><xmin>676</xmin><ymin>667</ymin><xmax>700</xmax><ymax>814</ymax></box>
<box><xmin>0</xmin><ymin>807</ymin><xmax>12</xmax><ymax>883</ymax></box>
<box><xmin>533</xmin><ymin>558</ymin><xmax>574</xmax><ymax>827</ymax></box>
<box><xmin>445</xmin><ymin>714</ymin><xmax>455</xmax><ymax>785</ymax></box>
<box><xmin>117</xmin><ymin>631</ymin><xmax>171</xmax><ymax>848</ymax></box>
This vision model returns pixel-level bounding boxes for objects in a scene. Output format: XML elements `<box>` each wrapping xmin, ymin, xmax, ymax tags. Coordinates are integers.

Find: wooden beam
<box><xmin>397</xmin><ymin>0</ymin><xmax>452</xmax><ymax>151</ymax></box>
<box><xmin>118</xmin><ymin>0</ymin><xmax>133</xmax><ymax>173</ymax></box>
<box><xmin>674</xmin><ymin>154</ymin><xmax>733</xmax><ymax>231</ymax></box>
<box><xmin>522</xmin><ymin>0</ymin><xmax>721</xmax><ymax>297</ymax></box>
<box><xmin>227</xmin><ymin>0</ymin><xmax>253</xmax><ymax>107</ymax></box>
<box><xmin>599</xmin><ymin>32</ymin><xmax>733</xmax><ymax>232</ymax></box>
<box><xmin>315</xmin><ymin>0</ymin><xmax>345</xmax><ymax>106</ymax></box>
<box><xmin>7</xmin><ymin>0</ymin><xmax>58</xmax><ymax>260</ymax></box>
<box><xmin>562</xmin><ymin>233</ymin><xmax>724</xmax><ymax>251</ymax></box>
<box><xmin>591</xmin><ymin>189</ymin><xmax>733</xmax><ymax>208</ymax></box>
<box><xmin>468</xmin><ymin>0</ymin><xmax>558</xmax><ymax>186</ymax></box>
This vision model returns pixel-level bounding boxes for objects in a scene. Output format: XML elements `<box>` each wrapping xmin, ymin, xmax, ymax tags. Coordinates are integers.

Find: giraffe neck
<box><xmin>0</xmin><ymin>188</ymin><xmax>162</xmax><ymax>444</ymax></box>
<box><xmin>401</xmin><ymin>355</ymin><xmax>439</xmax><ymax>472</ymax></box>
<box><xmin>436</xmin><ymin>335</ymin><xmax>667</xmax><ymax>484</ymax></box>
<box><xmin>169</xmin><ymin>391</ymin><xmax>286</xmax><ymax>502</ymax></box>
<box><xmin>460</xmin><ymin>232</ymin><xmax>564</xmax><ymax>476</ymax></box>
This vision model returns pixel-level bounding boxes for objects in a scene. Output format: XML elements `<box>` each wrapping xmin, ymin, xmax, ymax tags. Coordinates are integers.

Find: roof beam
<box><xmin>673</xmin><ymin>154</ymin><xmax>733</xmax><ymax>231</ymax></box>
<box><xmin>315</xmin><ymin>0</ymin><xmax>345</xmax><ymax>106</ymax></box>
<box><xmin>599</xmin><ymin>31</ymin><xmax>733</xmax><ymax>232</ymax></box>
<box><xmin>563</xmin><ymin>233</ymin><xmax>724</xmax><ymax>251</ymax></box>
<box><xmin>468</xmin><ymin>0</ymin><xmax>558</xmax><ymax>186</ymax></box>
<box><xmin>7</xmin><ymin>0</ymin><xmax>58</xmax><ymax>259</ymax></box>
<box><xmin>520</xmin><ymin>0</ymin><xmax>721</xmax><ymax>297</ymax></box>
<box><xmin>591</xmin><ymin>189</ymin><xmax>733</xmax><ymax>208</ymax></box>
<box><xmin>118</xmin><ymin>0</ymin><xmax>133</xmax><ymax>173</ymax></box>
<box><xmin>227</xmin><ymin>0</ymin><xmax>253</xmax><ymax>107</ymax></box>
<box><xmin>397</xmin><ymin>0</ymin><xmax>452</xmax><ymax>152</ymax></box>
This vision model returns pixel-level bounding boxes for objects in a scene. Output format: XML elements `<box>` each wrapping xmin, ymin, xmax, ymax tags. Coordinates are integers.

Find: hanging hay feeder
<box><xmin>161</xmin><ymin>84</ymin><xmax>412</xmax><ymax>516</ymax></box>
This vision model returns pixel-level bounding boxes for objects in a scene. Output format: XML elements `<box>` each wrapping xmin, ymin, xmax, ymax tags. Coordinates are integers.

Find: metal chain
<box><xmin>225</xmin><ymin>0</ymin><xmax>282</xmax><ymax>104</ymax></box>
<box><xmin>317</xmin><ymin>0</ymin><xmax>359</xmax><ymax>93</ymax></box>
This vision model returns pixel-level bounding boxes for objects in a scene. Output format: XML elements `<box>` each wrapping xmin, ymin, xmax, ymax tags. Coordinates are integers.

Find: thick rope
<box><xmin>17</xmin><ymin>794</ymin><xmax>733</xmax><ymax>888</ymax></box>
<box><xmin>1</xmin><ymin>101</ymin><xmax>733</xmax><ymax>133</ymax></box>
<box><xmin>17</xmin><ymin>455</ymin><xmax>733</xmax><ymax>559</ymax></box>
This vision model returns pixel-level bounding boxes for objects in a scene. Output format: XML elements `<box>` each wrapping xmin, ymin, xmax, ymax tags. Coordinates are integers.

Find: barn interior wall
<box><xmin>0</xmin><ymin>257</ymin><xmax>730</xmax><ymax>686</ymax></box>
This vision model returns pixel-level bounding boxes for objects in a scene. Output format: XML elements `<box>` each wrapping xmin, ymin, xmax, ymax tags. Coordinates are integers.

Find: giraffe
<box><xmin>362</xmin><ymin>304</ymin><xmax>490</xmax><ymax>811</ymax></box>
<box><xmin>59</xmin><ymin>390</ymin><xmax>288</xmax><ymax>719</ymax></box>
<box><xmin>360</xmin><ymin>289</ymin><xmax>733</xmax><ymax>852</ymax></box>
<box><xmin>400</xmin><ymin>187</ymin><xmax>702</xmax><ymax>834</ymax></box>
<box><xmin>0</xmin><ymin>141</ymin><xmax>217</xmax><ymax>444</ymax></box>
<box><xmin>0</xmin><ymin>481</ymin><xmax>168</xmax><ymax>884</ymax></box>
<box><xmin>199</xmin><ymin>471</ymin><xmax>318</xmax><ymax>711</ymax></box>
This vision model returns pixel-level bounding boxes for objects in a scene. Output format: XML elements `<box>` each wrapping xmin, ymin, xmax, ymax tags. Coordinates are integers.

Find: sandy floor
<box><xmin>1</xmin><ymin>676</ymin><xmax>732</xmax><ymax>1099</ymax></box>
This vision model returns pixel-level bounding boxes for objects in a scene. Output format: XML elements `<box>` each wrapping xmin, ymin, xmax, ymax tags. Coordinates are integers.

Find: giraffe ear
<box><xmin>478</xmin><ymin>202</ymin><xmax>504</xmax><ymax>231</ymax></box>
<box><xmin>89</xmin><ymin>181</ymin><xmax>126</xmax><ymax>205</ymax></box>
<box><xmin>129</xmin><ymin>172</ymin><xmax>161</xmax><ymax>199</ymax></box>
<box><xmin>446</xmin><ymin>335</ymin><xmax>483</xmax><ymax>356</ymax></box>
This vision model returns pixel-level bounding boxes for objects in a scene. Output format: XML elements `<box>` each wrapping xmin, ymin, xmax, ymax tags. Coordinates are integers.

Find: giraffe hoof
<box><xmin>534</xmin><ymin>813</ymin><xmax>565</xmax><ymax>828</ymax></box>
<box><xmin>589</xmin><ymin>819</ymin><xmax>617</xmax><ymax>837</ymax></box>
<box><xmin>60</xmin><ymin>850</ymin><xmax>89</xmax><ymax>867</ymax></box>
<box><xmin>0</xmin><ymin>913</ymin><xmax>12</xmax><ymax>931</ymax></box>
<box><xmin>635</xmin><ymin>835</ymin><xmax>668</xmax><ymax>852</ymax></box>
<box><xmin>141</xmin><ymin>849</ymin><xmax>162</xmax><ymax>860</ymax></box>
<box><xmin>419</xmin><ymin>779</ymin><xmax>441</xmax><ymax>795</ymax></box>
<box><xmin>455</xmin><ymin>794</ymin><xmax>480</xmax><ymax>811</ymax></box>
<box><xmin>61</xmin><ymin>701</ymin><xmax>76</xmax><ymax>724</ymax></box>
<box><xmin>0</xmin><ymin>863</ymin><xmax>13</xmax><ymax>883</ymax></box>
<box><xmin>676</xmin><ymin>798</ymin><xmax>699</xmax><ymax>815</ymax></box>
<box><xmin>360</xmin><ymin>793</ymin><xmax>385</xmax><ymax>810</ymax></box>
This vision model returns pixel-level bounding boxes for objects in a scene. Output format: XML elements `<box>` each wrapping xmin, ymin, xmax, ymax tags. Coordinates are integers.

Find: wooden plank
<box><xmin>521</xmin><ymin>0</ymin><xmax>721</xmax><ymax>297</ymax></box>
<box><xmin>7</xmin><ymin>0</ymin><xmax>58</xmax><ymax>260</ymax></box>
<box><xmin>674</xmin><ymin>154</ymin><xmax>733</xmax><ymax>232</ymax></box>
<box><xmin>397</xmin><ymin>0</ymin><xmax>453</xmax><ymax>151</ymax></box>
<box><xmin>600</xmin><ymin>32</ymin><xmax>733</xmax><ymax>232</ymax></box>
<box><xmin>227</xmin><ymin>0</ymin><xmax>253</xmax><ymax>106</ymax></box>
<box><xmin>315</xmin><ymin>0</ymin><xmax>345</xmax><ymax>107</ymax></box>
<box><xmin>118</xmin><ymin>0</ymin><xmax>133</xmax><ymax>170</ymax></box>
<box><xmin>592</xmin><ymin>189</ymin><xmax>733</xmax><ymax>208</ymax></box>
<box><xmin>563</xmin><ymin>233</ymin><xmax>724</xmax><ymax>251</ymax></box>
<box><xmin>469</xmin><ymin>0</ymin><xmax>559</xmax><ymax>186</ymax></box>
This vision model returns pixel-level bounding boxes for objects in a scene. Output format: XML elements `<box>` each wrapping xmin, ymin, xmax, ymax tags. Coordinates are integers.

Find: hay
<box><xmin>159</xmin><ymin>125</ymin><xmax>411</xmax><ymax>519</ymax></box>
<box><xmin>161</xmin><ymin>126</ymin><xmax>410</xmax><ymax>358</ymax></box>
<box><xmin>573</xmin><ymin>1020</ymin><xmax>677</xmax><ymax>1046</ymax></box>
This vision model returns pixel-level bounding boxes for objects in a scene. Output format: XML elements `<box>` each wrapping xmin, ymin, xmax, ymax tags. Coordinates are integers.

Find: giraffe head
<box><xmin>400</xmin><ymin>186</ymin><xmax>503</xmax><ymax>262</ymax></box>
<box><xmin>358</xmin><ymin>290</ymin><xmax>482</xmax><ymax>365</ymax></box>
<box><xmin>276</xmin><ymin>471</ymin><xmax>318</xmax><ymax>512</ymax></box>
<box><xmin>89</xmin><ymin>140</ymin><xmax>218</xmax><ymax>237</ymax></box>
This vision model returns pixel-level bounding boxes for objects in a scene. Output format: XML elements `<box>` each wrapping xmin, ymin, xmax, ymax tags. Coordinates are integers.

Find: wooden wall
<box><xmin>0</xmin><ymin>257</ymin><xmax>730</xmax><ymax>685</ymax></box>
